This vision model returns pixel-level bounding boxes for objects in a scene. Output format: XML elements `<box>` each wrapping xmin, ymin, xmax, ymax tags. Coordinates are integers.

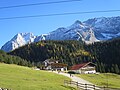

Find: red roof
<box><xmin>71</xmin><ymin>62</ymin><xmax>95</xmax><ymax>70</ymax></box>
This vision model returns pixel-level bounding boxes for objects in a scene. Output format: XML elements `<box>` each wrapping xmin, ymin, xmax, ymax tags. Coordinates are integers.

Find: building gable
<box><xmin>71</xmin><ymin>62</ymin><xmax>96</xmax><ymax>70</ymax></box>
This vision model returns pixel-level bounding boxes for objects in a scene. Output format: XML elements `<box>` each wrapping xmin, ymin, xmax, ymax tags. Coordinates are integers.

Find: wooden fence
<box><xmin>64</xmin><ymin>80</ymin><xmax>106</xmax><ymax>90</ymax></box>
<box><xmin>0</xmin><ymin>88</ymin><xmax>11</xmax><ymax>90</ymax></box>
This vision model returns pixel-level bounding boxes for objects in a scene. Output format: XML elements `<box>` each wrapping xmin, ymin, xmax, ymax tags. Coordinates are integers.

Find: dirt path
<box><xmin>51</xmin><ymin>71</ymin><xmax>93</xmax><ymax>84</ymax></box>
<box><xmin>49</xmin><ymin>71</ymin><xmax>101</xmax><ymax>90</ymax></box>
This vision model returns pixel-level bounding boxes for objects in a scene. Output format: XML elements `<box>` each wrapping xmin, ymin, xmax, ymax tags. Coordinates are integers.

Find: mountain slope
<box><xmin>9</xmin><ymin>40</ymin><xmax>92</xmax><ymax>64</ymax></box>
<box><xmin>45</xmin><ymin>21</ymin><xmax>99</xmax><ymax>43</ymax></box>
<box><xmin>9</xmin><ymin>39</ymin><xmax>120</xmax><ymax>74</ymax></box>
<box><xmin>84</xmin><ymin>16</ymin><xmax>120</xmax><ymax>40</ymax></box>
<box><xmin>84</xmin><ymin>38</ymin><xmax>120</xmax><ymax>74</ymax></box>
<box><xmin>2</xmin><ymin>16</ymin><xmax>120</xmax><ymax>52</ymax></box>
<box><xmin>35</xmin><ymin>16</ymin><xmax>120</xmax><ymax>43</ymax></box>
<box><xmin>1</xmin><ymin>33</ymin><xmax>36</xmax><ymax>52</ymax></box>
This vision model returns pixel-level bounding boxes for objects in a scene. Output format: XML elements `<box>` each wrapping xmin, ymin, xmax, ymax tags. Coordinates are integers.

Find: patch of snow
<box><xmin>116</xmin><ymin>32</ymin><xmax>120</xmax><ymax>36</ymax></box>
<box><xmin>101</xmin><ymin>33</ymin><xmax>115</xmax><ymax>39</ymax></box>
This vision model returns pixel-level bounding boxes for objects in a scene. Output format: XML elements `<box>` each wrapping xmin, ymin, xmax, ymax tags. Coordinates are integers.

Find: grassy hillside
<box><xmin>76</xmin><ymin>73</ymin><xmax>120</xmax><ymax>89</ymax></box>
<box><xmin>0</xmin><ymin>63</ymin><xmax>75</xmax><ymax>90</ymax></box>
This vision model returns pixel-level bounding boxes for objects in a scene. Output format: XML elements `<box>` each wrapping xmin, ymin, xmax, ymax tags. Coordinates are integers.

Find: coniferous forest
<box><xmin>7</xmin><ymin>39</ymin><xmax>120</xmax><ymax>74</ymax></box>
<box><xmin>9</xmin><ymin>40</ymin><xmax>92</xmax><ymax>67</ymax></box>
<box><xmin>85</xmin><ymin>39</ymin><xmax>120</xmax><ymax>74</ymax></box>
<box><xmin>0</xmin><ymin>50</ymin><xmax>33</xmax><ymax>67</ymax></box>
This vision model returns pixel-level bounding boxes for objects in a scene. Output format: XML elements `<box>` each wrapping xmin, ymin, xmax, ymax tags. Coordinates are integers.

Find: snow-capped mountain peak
<box><xmin>1</xmin><ymin>16</ymin><xmax>120</xmax><ymax>52</ymax></box>
<box><xmin>69</xmin><ymin>20</ymin><xmax>86</xmax><ymax>29</ymax></box>
<box><xmin>1</xmin><ymin>32</ymin><xmax>36</xmax><ymax>52</ymax></box>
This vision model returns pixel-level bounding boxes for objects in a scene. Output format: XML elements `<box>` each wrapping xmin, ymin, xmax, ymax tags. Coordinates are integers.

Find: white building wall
<box><xmin>71</xmin><ymin>66</ymin><xmax>96</xmax><ymax>74</ymax></box>
<box><xmin>71</xmin><ymin>70</ymin><xmax>81</xmax><ymax>73</ymax></box>
<box><xmin>61</xmin><ymin>68</ymin><xmax>64</xmax><ymax>71</ymax></box>
<box><xmin>84</xmin><ymin>70</ymin><xmax>96</xmax><ymax>74</ymax></box>
<box><xmin>46</xmin><ymin>66</ymin><xmax>51</xmax><ymax>70</ymax></box>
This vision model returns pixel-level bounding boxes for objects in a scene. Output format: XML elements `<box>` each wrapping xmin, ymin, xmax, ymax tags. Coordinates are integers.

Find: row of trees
<box><xmin>0</xmin><ymin>50</ymin><xmax>33</xmax><ymax>67</ymax></box>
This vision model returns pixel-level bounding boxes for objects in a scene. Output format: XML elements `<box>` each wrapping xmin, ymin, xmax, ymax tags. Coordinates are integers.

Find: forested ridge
<box><xmin>8</xmin><ymin>40</ymin><xmax>93</xmax><ymax>66</ymax></box>
<box><xmin>7</xmin><ymin>39</ymin><xmax>120</xmax><ymax>74</ymax></box>
<box><xmin>0</xmin><ymin>50</ymin><xmax>33</xmax><ymax>67</ymax></box>
<box><xmin>84</xmin><ymin>39</ymin><xmax>120</xmax><ymax>74</ymax></box>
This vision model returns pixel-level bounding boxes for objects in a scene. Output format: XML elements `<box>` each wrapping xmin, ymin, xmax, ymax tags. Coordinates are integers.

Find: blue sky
<box><xmin>0</xmin><ymin>0</ymin><xmax>120</xmax><ymax>48</ymax></box>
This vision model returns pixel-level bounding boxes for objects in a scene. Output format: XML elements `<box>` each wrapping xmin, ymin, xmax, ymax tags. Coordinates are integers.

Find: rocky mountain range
<box><xmin>1</xmin><ymin>16</ymin><xmax>120</xmax><ymax>52</ymax></box>
<box><xmin>1</xmin><ymin>33</ymin><xmax>36</xmax><ymax>52</ymax></box>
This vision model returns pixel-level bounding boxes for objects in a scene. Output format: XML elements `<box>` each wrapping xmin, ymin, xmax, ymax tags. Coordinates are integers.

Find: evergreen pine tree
<box><xmin>114</xmin><ymin>64</ymin><xmax>120</xmax><ymax>74</ymax></box>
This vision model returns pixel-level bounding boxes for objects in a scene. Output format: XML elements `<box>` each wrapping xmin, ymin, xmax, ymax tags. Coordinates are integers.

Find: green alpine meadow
<box><xmin>0</xmin><ymin>63</ymin><xmax>76</xmax><ymax>90</ymax></box>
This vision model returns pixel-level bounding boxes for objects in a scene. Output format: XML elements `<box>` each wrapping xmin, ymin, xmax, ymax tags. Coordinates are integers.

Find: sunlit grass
<box><xmin>0</xmin><ymin>63</ymin><xmax>76</xmax><ymax>90</ymax></box>
<box><xmin>76</xmin><ymin>73</ymin><xmax>120</xmax><ymax>89</ymax></box>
